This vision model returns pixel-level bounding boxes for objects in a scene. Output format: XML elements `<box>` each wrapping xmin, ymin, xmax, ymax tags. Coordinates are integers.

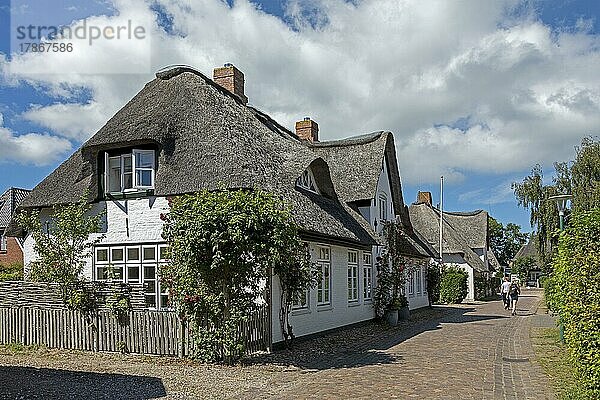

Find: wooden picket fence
<box><xmin>0</xmin><ymin>306</ymin><xmax>271</xmax><ymax>357</ymax></box>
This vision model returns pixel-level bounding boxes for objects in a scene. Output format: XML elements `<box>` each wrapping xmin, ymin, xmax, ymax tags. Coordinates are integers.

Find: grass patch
<box><xmin>0</xmin><ymin>343</ymin><xmax>45</xmax><ymax>353</ymax></box>
<box><xmin>531</xmin><ymin>327</ymin><xmax>594</xmax><ymax>399</ymax></box>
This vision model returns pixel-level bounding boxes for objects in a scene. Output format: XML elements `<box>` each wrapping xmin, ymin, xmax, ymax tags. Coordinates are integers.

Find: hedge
<box><xmin>439</xmin><ymin>266</ymin><xmax>468</xmax><ymax>304</ymax></box>
<box><xmin>546</xmin><ymin>209</ymin><xmax>600</xmax><ymax>396</ymax></box>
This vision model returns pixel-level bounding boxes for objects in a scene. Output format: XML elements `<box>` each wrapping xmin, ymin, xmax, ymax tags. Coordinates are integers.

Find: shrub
<box><xmin>161</xmin><ymin>189</ymin><xmax>316</xmax><ymax>362</ymax></box>
<box><xmin>0</xmin><ymin>262</ymin><xmax>24</xmax><ymax>281</ymax></box>
<box><xmin>548</xmin><ymin>209</ymin><xmax>600</xmax><ymax>395</ymax></box>
<box><xmin>426</xmin><ymin>263</ymin><xmax>441</xmax><ymax>304</ymax></box>
<box><xmin>439</xmin><ymin>266</ymin><xmax>468</xmax><ymax>304</ymax></box>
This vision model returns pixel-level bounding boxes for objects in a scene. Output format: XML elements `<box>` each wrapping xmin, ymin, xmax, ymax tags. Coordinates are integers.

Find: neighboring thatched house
<box><xmin>14</xmin><ymin>64</ymin><xmax>432</xmax><ymax>344</ymax></box>
<box><xmin>0</xmin><ymin>188</ymin><xmax>30</xmax><ymax>266</ymax></box>
<box><xmin>511</xmin><ymin>239</ymin><xmax>543</xmax><ymax>287</ymax></box>
<box><xmin>408</xmin><ymin>192</ymin><xmax>495</xmax><ymax>301</ymax></box>
<box><xmin>311</xmin><ymin>133</ymin><xmax>436</xmax><ymax>309</ymax></box>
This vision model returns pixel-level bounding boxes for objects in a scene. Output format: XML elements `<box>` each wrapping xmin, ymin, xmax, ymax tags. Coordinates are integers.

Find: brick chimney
<box><xmin>213</xmin><ymin>63</ymin><xmax>248</xmax><ymax>105</ymax></box>
<box><xmin>417</xmin><ymin>191</ymin><xmax>432</xmax><ymax>206</ymax></box>
<box><xmin>295</xmin><ymin>117</ymin><xmax>319</xmax><ymax>142</ymax></box>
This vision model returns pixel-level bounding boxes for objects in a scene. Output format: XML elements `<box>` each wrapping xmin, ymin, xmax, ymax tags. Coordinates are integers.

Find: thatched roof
<box><xmin>0</xmin><ymin>188</ymin><xmax>30</xmax><ymax>229</ymax></box>
<box><xmin>18</xmin><ymin>66</ymin><xmax>376</xmax><ymax>247</ymax></box>
<box><xmin>512</xmin><ymin>238</ymin><xmax>542</xmax><ymax>269</ymax></box>
<box><xmin>408</xmin><ymin>203</ymin><xmax>487</xmax><ymax>272</ymax></box>
<box><xmin>311</xmin><ymin>132</ymin><xmax>433</xmax><ymax>258</ymax></box>
<box><xmin>443</xmin><ymin>210</ymin><xmax>488</xmax><ymax>249</ymax></box>
<box><xmin>487</xmin><ymin>248</ymin><xmax>501</xmax><ymax>272</ymax></box>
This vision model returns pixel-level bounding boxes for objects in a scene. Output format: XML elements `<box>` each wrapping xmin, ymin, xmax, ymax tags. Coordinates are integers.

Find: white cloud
<box><xmin>0</xmin><ymin>113</ymin><xmax>72</xmax><ymax>165</ymax></box>
<box><xmin>23</xmin><ymin>102</ymin><xmax>107</xmax><ymax>141</ymax></box>
<box><xmin>1</xmin><ymin>0</ymin><xmax>599</xmax><ymax>184</ymax></box>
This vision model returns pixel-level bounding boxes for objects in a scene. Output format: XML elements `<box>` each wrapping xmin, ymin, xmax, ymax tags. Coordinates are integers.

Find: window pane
<box><xmin>136</xmin><ymin>151</ymin><xmax>154</xmax><ymax>168</ymax></box>
<box><xmin>123</xmin><ymin>154</ymin><xmax>132</xmax><ymax>173</ymax></box>
<box><xmin>159</xmin><ymin>246</ymin><xmax>169</xmax><ymax>261</ymax></box>
<box><xmin>143</xmin><ymin>247</ymin><xmax>156</xmax><ymax>261</ymax></box>
<box><xmin>144</xmin><ymin>280</ymin><xmax>156</xmax><ymax>294</ymax></box>
<box><xmin>160</xmin><ymin>295</ymin><xmax>169</xmax><ymax>309</ymax></box>
<box><xmin>136</xmin><ymin>170</ymin><xmax>153</xmax><ymax>187</ymax></box>
<box><xmin>145</xmin><ymin>295</ymin><xmax>156</xmax><ymax>308</ymax></box>
<box><xmin>108</xmin><ymin>265</ymin><xmax>124</xmax><ymax>280</ymax></box>
<box><xmin>144</xmin><ymin>265</ymin><xmax>156</xmax><ymax>279</ymax></box>
<box><xmin>127</xmin><ymin>247</ymin><xmax>140</xmax><ymax>261</ymax></box>
<box><xmin>96</xmin><ymin>267</ymin><xmax>107</xmax><ymax>280</ymax></box>
<box><xmin>123</xmin><ymin>173</ymin><xmax>133</xmax><ymax>190</ymax></box>
<box><xmin>111</xmin><ymin>248</ymin><xmax>124</xmax><ymax>262</ymax></box>
<box><xmin>96</xmin><ymin>249</ymin><xmax>108</xmax><ymax>262</ymax></box>
<box><xmin>128</xmin><ymin>266</ymin><xmax>140</xmax><ymax>282</ymax></box>
<box><xmin>108</xmin><ymin>156</ymin><xmax>121</xmax><ymax>192</ymax></box>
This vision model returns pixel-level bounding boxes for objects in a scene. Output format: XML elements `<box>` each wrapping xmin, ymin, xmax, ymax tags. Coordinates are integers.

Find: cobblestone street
<box><xmin>248</xmin><ymin>289</ymin><xmax>554</xmax><ymax>400</ymax></box>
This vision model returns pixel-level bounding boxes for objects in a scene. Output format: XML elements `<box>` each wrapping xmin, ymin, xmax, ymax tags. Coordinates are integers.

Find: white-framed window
<box><xmin>296</xmin><ymin>169</ymin><xmax>319</xmax><ymax>193</ymax></box>
<box><xmin>0</xmin><ymin>233</ymin><xmax>7</xmax><ymax>252</ymax></box>
<box><xmin>363</xmin><ymin>253</ymin><xmax>373</xmax><ymax>300</ymax></box>
<box><xmin>292</xmin><ymin>290</ymin><xmax>309</xmax><ymax>310</ymax></box>
<box><xmin>316</xmin><ymin>246</ymin><xmax>331</xmax><ymax>306</ymax></box>
<box><xmin>423</xmin><ymin>265</ymin><xmax>428</xmax><ymax>293</ymax></box>
<box><xmin>293</xmin><ymin>242</ymin><xmax>311</xmax><ymax>310</ymax></box>
<box><xmin>347</xmin><ymin>250</ymin><xmax>359</xmax><ymax>302</ymax></box>
<box><xmin>416</xmin><ymin>267</ymin><xmax>422</xmax><ymax>295</ymax></box>
<box><xmin>408</xmin><ymin>269</ymin><xmax>415</xmax><ymax>296</ymax></box>
<box><xmin>378</xmin><ymin>193</ymin><xmax>388</xmax><ymax>221</ymax></box>
<box><xmin>104</xmin><ymin>149</ymin><xmax>155</xmax><ymax>194</ymax></box>
<box><xmin>95</xmin><ymin>243</ymin><xmax>170</xmax><ymax>309</ymax></box>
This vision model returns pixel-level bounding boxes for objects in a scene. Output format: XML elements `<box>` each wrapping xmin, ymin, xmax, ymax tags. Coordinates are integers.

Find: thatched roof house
<box><xmin>16</xmin><ymin>65</ymin><xmax>430</xmax><ymax>254</ymax></box>
<box><xmin>408</xmin><ymin>202</ymin><xmax>487</xmax><ymax>273</ymax></box>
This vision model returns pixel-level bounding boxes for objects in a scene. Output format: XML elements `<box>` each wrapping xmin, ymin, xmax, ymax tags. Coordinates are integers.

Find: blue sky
<box><xmin>1</xmin><ymin>0</ymin><xmax>600</xmax><ymax>232</ymax></box>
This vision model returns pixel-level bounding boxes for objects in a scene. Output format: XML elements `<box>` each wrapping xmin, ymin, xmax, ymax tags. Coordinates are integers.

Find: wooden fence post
<box><xmin>178</xmin><ymin>317</ymin><xmax>185</xmax><ymax>358</ymax></box>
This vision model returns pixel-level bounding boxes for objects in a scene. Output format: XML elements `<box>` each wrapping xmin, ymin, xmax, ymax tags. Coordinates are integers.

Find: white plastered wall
<box><xmin>23</xmin><ymin>197</ymin><xmax>170</xmax><ymax>279</ymax></box>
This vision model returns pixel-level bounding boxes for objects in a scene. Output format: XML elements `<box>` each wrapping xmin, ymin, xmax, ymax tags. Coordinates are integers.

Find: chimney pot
<box><xmin>417</xmin><ymin>191</ymin><xmax>433</xmax><ymax>206</ymax></box>
<box><xmin>213</xmin><ymin>63</ymin><xmax>248</xmax><ymax>105</ymax></box>
<box><xmin>295</xmin><ymin>118</ymin><xmax>319</xmax><ymax>143</ymax></box>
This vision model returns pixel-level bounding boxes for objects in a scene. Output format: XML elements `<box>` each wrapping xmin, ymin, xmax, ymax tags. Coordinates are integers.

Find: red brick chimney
<box><xmin>295</xmin><ymin>117</ymin><xmax>319</xmax><ymax>142</ymax></box>
<box><xmin>213</xmin><ymin>63</ymin><xmax>248</xmax><ymax>105</ymax></box>
<box><xmin>417</xmin><ymin>191</ymin><xmax>432</xmax><ymax>206</ymax></box>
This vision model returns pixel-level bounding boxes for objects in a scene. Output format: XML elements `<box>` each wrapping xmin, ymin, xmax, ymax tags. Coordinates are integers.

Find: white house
<box><xmin>16</xmin><ymin>64</ymin><xmax>433</xmax><ymax>345</ymax></box>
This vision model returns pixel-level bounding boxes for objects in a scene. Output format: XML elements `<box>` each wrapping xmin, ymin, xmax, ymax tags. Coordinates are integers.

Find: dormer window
<box><xmin>104</xmin><ymin>149</ymin><xmax>155</xmax><ymax>194</ymax></box>
<box><xmin>378</xmin><ymin>193</ymin><xmax>388</xmax><ymax>221</ymax></box>
<box><xmin>296</xmin><ymin>169</ymin><xmax>319</xmax><ymax>193</ymax></box>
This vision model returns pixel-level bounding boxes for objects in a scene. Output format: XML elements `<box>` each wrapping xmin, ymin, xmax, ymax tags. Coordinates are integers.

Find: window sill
<box><xmin>316</xmin><ymin>305</ymin><xmax>333</xmax><ymax>312</ymax></box>
<box><xmin>348</xmin><ymin>301</ymin><xmax>361</xmax><ymax>307</ymax></box>
<box><xmin>291</xmin><ymin>308</ymin><xmax>311</xmax><ymax>316</ymax></box>
<box><xmin>105</xmin><ymin>189</ymin><xmax>154</xmax><ymax>200</ymax></box>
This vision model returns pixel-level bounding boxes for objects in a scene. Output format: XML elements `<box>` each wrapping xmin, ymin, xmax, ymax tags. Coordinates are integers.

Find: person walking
<box><xmin>500</xmin><ymin>276</ymin><xmax>511</xmax><ymax>310</ymax></box>
<box><xmin>509</xmin><ymin>278</ymin><xmax>521</xmax><ymax>316</ymax></box>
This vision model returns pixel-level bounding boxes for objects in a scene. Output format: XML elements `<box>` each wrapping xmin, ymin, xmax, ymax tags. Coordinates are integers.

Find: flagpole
<box><xmin>439</xmin><ymin>176</ymin><xmax>444</xmax><ymax>263</ymax></box>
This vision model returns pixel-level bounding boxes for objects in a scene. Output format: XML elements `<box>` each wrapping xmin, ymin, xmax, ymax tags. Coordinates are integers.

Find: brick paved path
<box><xmin>247</xmin><ymin>290</ymin><xmax>554</xmax><ymax>400</ymax></box>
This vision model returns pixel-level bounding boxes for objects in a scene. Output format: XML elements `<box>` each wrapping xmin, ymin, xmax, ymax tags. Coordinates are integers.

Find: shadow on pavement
<box><xmin>248</xmin><ymin>304</ymin><xmax>507</xmax><ymax>371</ymax></box>
<box><xmin>0</xmin><ymin>366</ymin><xmax>166</xmax><ymax>399</ymax></box>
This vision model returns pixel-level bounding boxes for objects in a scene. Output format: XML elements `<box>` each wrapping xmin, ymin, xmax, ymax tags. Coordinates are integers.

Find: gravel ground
<box><xmin>0</xmin><ymin>346</ymin><xmax>297</xmax><ymax>400</ymax></box>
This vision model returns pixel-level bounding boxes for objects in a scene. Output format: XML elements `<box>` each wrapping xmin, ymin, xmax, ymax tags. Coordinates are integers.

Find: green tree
<box><xmin>488</xmin><ymin>216</ymin><xmax>528</xmax><ymax>266</ymax></box>
<box><xmin>512</xmin><ymin>165</ymin><xmax>560</xmax><ymax>271</ymax></box>
<box><xmin>511</xmin><ymin>256</ymin><xmax>535</xmax><ymax>283</ymax></box>
<box><xmin>513</xmin><ymin>137</ymin><xmax>600</xmax><ymax>270</ymax></box>
<box><xmin>160</xmin><ymin>189</ymin><xmax>316</xmax><ymax>362</ymax></box>
<box><xmin>16</xmin><ymin>193</ymin><xmax>104</xmax><ymax>311</ymax></box>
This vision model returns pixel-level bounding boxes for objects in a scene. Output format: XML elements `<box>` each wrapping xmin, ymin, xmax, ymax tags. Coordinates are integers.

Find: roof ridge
<box><xmin>310</xmin><ymin>131</ymin><xmax>386</xmax><ymax>148</ymax></box>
